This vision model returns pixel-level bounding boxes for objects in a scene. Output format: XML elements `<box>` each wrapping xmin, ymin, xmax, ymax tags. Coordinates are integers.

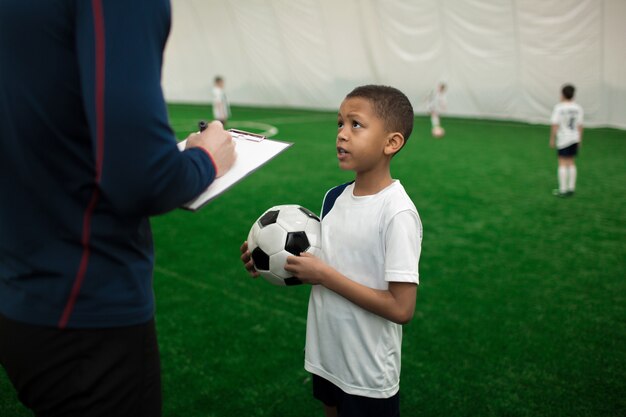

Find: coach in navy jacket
<box><xmin>0</xmin><ymin>1</ymin><xmax>235</xmax><ymax>415</ymax></box>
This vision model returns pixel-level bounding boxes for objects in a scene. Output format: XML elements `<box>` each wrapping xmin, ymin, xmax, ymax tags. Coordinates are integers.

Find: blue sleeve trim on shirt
<box><xmin>321</xmin><ymin>181</ymin><xmax>354</xmax><ymax>219</ymax></box>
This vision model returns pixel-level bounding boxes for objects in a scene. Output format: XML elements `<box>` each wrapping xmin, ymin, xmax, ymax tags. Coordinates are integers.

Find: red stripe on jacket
<box><xmin>58</xmin><ymin>0</ymin><xmax>106</xmax><ymax>329</ymax></box>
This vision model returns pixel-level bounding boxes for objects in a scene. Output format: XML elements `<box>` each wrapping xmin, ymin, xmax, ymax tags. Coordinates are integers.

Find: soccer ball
<box><xmin>432</xmin><ymin>126</ymin><xmax>445</xmax><ymax>138</ymax></box>
<box><xmin>247</xmin><ymin>205</ymin><xmax>322</xmax><ymax>286</ymax></box>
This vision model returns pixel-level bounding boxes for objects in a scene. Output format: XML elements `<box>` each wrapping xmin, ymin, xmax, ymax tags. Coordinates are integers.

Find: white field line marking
<box><xmin>154</xmin><ymin>265</ymin><xmax>421</xmax><ymax>371</ymax></box>
<box><xmin>154</xmin><ymin>265</ymin><xmax>306</xmax><ymax>325</ymax></box>
<box><xmin>402</xmin><ymin>355</ymin><xmax>424</xmax><ymax>372</ymax></box>
<box><xmin>228</xmin><ymin>121</ymin><xmax>278</xmax><ymax>137</ymax></box>
<box><xmin>253</xmin><ymin>114</ymin><xmax>333</xmax><ymax>125</ymax></box>
<box><xmin>171</xmin><ymin>114</ymin><xmax>334</xmax><ymax>140</ymax></box>
<box><xmin>168</xmin><ymin>119</ymin><xmax>279</xmax><ymax>137</ymax></box>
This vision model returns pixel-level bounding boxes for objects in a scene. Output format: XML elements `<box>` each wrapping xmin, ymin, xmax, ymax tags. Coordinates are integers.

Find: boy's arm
<box><xmin>549</xmin><ymin>125</ymin><xmax>558</xmax><ymax>148</ymax></box>
<box><xmin>285</xmin><ymin>253</ymin><xmax>417</xmax><ymax>324</ymax></box>
<box><xmin>549</xmin><ymin>106</ymin><xmax>559</xmax><ymax>148</ymax></box>
<box><xmin>578</xmin><ymin>125</ymin><xmax>584</xmax><ymax>146</ymax></box>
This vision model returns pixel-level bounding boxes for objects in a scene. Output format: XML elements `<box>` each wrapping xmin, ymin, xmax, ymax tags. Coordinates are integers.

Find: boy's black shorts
<box><xmin>558</xmin><ymin>143</ymin><xmax>579</xmax><ymax>157</ymax></box>
<box><xmin>0</xmin><ymin>314</ymin><xmax>161</xmax><ymax>417</ymax></box>
<box><xmin>312</xmin><ymin>374</ymin><xmax>400</xmax><ymax>417</ymax></box>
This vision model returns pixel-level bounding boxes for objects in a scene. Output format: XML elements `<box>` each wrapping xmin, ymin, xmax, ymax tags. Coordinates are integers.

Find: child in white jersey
<box><xmin>549</xmin><ymin>84</ymin><xmax>584</xmax><ymax>197</ymax></box>
<box><xmin>212</xmin><ymin>75</ymin><xmax>230</xmax><ymax>125</ymax></box>
<box><xmin>426</xmin><ymin>82</ymin><xmax>447</xmax><ymax>137</ymax></box>
<box><xmin>241</xmin><ymin>85</ymin><xmax>422</xmax><ymax>417</ymax></box>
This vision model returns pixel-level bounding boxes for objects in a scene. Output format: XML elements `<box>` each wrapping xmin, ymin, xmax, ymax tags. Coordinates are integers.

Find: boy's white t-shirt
<box><xmin>551</xmin><ymin>101</ymin><xmax>584</xmax><ymax>149</ymax></box>
<box><xmin>212</xmin><ymin>86</ymin><xmax>229</xmax><ymax>120</ymax></box>
<box><xmin>304</xmin><ymin>180</ymin><xmax>422</xmax><ymax>399</ymax></box>
<box><xmin>426</xmin><ymin>89</ymin><xmax>446</xmax><ymax>113</ymax></box>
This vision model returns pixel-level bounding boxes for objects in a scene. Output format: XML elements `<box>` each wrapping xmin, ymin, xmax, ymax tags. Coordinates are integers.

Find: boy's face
<box><xmin>336</xmin><ymin>97</ymin><xmax>391</xmax><ymax>174</ymax></box>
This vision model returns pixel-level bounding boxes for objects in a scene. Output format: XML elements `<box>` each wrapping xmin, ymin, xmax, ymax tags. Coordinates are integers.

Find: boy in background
<box><xmin>241</xmin><ymin>85</ymin><xmax>422</xmax><ymax>417</ymax></box>
<box><xmin>212</xmin><ymin>75</ymin><xmax>230</xmax><ymax>125</ymax></box>
<box><xmin>549</xmin><ymin>84</ymin><xmax>584</xmax><ymax>197</ymax></box>
<box><xmin>426</xmin><ymin>82</ymin><xmax>447</xmax><ymax>137</ymax></box>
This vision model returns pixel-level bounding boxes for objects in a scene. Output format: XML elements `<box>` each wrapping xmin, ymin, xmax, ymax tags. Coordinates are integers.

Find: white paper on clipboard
<box><xmin>177</xmin><ymin>130</ymin><xmax>292</xmax><ymax>211</ymax></box>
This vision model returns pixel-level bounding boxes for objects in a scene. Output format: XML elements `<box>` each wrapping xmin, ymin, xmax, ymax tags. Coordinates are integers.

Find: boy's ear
<box><xmin>384</xmin><ymin>132</ymin><xmax>405</xmax><ymax>156</ymax></box>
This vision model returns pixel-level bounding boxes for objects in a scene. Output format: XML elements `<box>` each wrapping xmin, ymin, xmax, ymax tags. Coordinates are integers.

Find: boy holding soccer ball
<box><xmin>241</xmin><ymin>85</ymin><xmax>422</xmax><ymax>417</ymax></box>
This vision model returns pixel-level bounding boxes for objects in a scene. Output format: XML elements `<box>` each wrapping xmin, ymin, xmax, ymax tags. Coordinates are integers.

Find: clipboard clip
<box><xmin>198</xmin><ymin>121</ymin><xmax>265</xmax><ymax>142</ymax></box>
<box><xmin>228</xmin><ymin>128</ymin><xmax>265</xmax><ymax>142</ymax></box>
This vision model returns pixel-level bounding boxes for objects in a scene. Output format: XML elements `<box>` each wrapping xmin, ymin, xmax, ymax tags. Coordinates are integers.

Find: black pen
<box><xmin>198</xmin><ymin>120</ymin><xmax>208</xmax><ymax>132</ymax></box>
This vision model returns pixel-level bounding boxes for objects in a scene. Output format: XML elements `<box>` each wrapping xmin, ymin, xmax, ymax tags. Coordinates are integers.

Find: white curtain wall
<box><xmin>162</xmin><ymin>0</ymin><xmax>626</xmax><ymax>128</ymax></box>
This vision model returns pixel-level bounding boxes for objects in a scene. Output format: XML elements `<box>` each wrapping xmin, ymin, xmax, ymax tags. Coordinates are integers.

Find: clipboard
<box><xmin>177</xmin><ymin>129</ymin><xmax>292</xmax><ymax>211</ymax></box>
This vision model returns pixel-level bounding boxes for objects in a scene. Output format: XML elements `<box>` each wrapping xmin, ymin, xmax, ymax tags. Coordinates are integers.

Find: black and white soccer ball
<box><xmin>247</xmin><ymin>205</ymin><xmax>321</xmax><ymax>286</ymax></box>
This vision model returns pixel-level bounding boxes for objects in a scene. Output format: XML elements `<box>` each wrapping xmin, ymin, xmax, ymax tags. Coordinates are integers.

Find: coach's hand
<box><xmin>186</xmin><ymin>120</ymin><xmax>236</xmax><ymax>177</ymax></box>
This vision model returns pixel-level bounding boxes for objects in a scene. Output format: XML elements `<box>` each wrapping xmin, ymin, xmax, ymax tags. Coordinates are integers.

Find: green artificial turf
<box><xmin>1</xmin><ymin>104</ymin><xmax>624</xmax><ymax>417</ymax></box>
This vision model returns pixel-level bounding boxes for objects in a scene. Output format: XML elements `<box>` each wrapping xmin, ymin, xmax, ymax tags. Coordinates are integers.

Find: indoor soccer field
<box><xmin>1</xmin><ymin>104</ymin><xmax>624</xmax><ymax>416</ymax></box>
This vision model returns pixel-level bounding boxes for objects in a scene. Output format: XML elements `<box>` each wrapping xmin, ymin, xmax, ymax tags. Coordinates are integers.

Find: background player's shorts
<box><xmin>312</xmin><ymin>374</ymin><xmax>400</xmax><ymax>417</ymax></box>
<box><xmin>558</xmin><ymin>143</ymin><xmax>579</xmax><ymax>157</ymax></box>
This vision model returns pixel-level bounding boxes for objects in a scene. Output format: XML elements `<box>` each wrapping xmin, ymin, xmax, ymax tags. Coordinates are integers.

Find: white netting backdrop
<box><xmin>163</xmin><ymin>0</ymin><xmax>626</xmax><ymax>128</ymax></box>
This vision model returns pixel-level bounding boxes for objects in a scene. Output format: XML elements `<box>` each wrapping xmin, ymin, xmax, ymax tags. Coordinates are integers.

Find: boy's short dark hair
<box><xmin>214</xmin><ymin>76</ymin><xmax>223</xmax><ymax>83</ymax></box>
<box><xmin>562</xmin><ymin>84</ymin><xmax>575</xmax><ymax>100</ymax></box>
<box><xmin>346</xmin><ymin>85</ymin><xmax>414</xmax><ymax>143</ymax></box>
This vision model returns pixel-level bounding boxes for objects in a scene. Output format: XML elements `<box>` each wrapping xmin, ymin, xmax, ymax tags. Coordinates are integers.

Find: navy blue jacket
<box><xmin>0</xmin><ymin>0</ymin><xmax>216</xmax><ymax>328</ymax></box>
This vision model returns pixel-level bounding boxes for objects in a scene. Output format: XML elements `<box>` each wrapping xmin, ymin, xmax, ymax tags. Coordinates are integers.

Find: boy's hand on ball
<box><xmin>240</xmin><ymin>241</ymin><xmax>259</xmax><ymax>278</ymax></box>
<box><xmin>246</xmin><ymin>205</ymin><xmax>321</xmax><ymax>286</ymax></box>
<box><xmin>285</xmin><ymin>252</ymin><xmax>327</xmax><ymax>285</ymax></box>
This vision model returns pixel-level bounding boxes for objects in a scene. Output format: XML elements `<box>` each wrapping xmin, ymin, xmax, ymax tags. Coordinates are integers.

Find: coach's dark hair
<box><xmin>346</xmin><ymin>85</ymin><xmax>414</xmax><ymax>145</ymax></box>
<box><xmin>562</xmin><ymin>84</ymin><xmax>575</xmax><ymax>100</ymax></box>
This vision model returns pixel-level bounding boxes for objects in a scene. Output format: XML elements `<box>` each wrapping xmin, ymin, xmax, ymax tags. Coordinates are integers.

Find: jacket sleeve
<box><xmin>76</xmin><ymin>0</ymin><xmax>215</xmax><ymax>216</ymax></box>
